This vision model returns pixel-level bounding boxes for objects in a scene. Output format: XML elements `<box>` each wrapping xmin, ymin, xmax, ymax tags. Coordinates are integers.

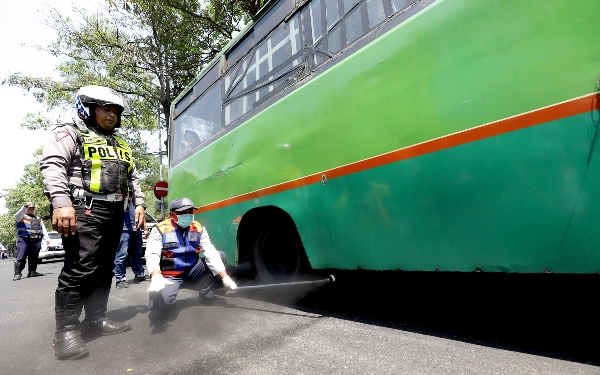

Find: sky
<box><xmin>0</xmin><ymin>0</ymin><xmax>80</xmax><ymax>213</ymax></box>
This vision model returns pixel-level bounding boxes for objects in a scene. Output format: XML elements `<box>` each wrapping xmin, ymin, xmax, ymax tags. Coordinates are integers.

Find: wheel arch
<box><xmin>236</xmin><ymin>205</ymin><xmax>310</xmax><ymax>274</ymax></box>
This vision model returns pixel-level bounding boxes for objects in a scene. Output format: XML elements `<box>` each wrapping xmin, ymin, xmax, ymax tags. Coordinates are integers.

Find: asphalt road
<box><xmin>0</xmin><ymin>258</ymin><xmax>597</xmax><ymax>374</ymax></box>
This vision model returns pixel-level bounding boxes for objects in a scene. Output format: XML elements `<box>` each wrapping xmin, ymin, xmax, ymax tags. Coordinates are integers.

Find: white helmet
<box><xmin>75</xmin><ymin>85</ymin><xmax>129</xmax><ymax>127</ymax></box>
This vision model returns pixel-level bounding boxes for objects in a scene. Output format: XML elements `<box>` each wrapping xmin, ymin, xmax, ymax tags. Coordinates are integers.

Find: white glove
<box><xmin>222</xmin><ymin>275</ymin><xmax>237</xmax><ymax>289</ymax></box>
<box><xmin>147</xmin><ymin>273</ymin><xmax>174</xmax><ymax>293</ymax></box>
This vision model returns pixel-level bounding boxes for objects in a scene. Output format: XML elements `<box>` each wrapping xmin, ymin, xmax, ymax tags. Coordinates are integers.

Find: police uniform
<box><xmin>40</xmin><ymin>85</ymin><xmax>145</xmax><ymax>361</ymax></box>
<box><xmin>13</xmin><ymin>204</ymin><xmax>49</xmax><ymax>280</ymax></box>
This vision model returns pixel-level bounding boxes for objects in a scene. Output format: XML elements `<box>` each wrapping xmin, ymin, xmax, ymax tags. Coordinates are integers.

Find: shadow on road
<box><xmin>231</xmin><ymin>269</ymin><xmax>600</xmax><ymax>366</ymax></box>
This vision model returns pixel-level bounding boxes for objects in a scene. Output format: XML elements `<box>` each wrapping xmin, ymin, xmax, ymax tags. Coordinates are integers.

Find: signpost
<box><xmin>154</xmin><ymin>181</ymin><xmax>168</xmax><ymax>220</ymax></box>
<box><xmin>154</xmin><ymin>181</ymin><xmax>168</xmax><ymax>198</ymax></box>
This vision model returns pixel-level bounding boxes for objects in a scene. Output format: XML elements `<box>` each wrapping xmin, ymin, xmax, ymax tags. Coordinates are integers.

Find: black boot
<box><xmin>13</xmin><ymin>261</ymin><xmax>23</xmax><ymax>281</ymax></box>
<box><xmin>28</xmin><ymin>261</ymin><xmax>44</xmax><ymax>277</ymax></box>
<box><xmin>80</xmin><ymin>287</ymin><xmax>131</xmax><ymax>338</ymax></box>
<box><xmin>54</xmin><ymin>291</ymin><xmax>89</xmax><ymax>360</ymax></box>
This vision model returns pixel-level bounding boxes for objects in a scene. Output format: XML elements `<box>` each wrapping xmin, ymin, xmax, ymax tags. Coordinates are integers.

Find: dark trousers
<box><xmin>15</xmin><ymin>237</ymin><xmax>41</xmax><ymax>274</ymax></box>
<box><xmin>57</xmin><ymin>201</ymin><xmax>124</xmax><ymax>312</ymax></box>
<box><xmin>114</xmin><ymin>230</ymin><xmax>145</xmax><ymax>282</ymax></box>
<box><xmin>148</xmin><ymin>251</ymin><xmax>226</xmax><ymax>311</ymax></box>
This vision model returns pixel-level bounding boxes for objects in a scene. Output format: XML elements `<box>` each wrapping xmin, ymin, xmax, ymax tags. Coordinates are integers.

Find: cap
<box><xmin>28</xmin><ymin>203</ymin><xmax>36</xmax><ymax>208</ymax></box>
<box><xmin>169</xmin><ymin>197</ymin><xmax>196</xmax><ymax>213</ymax></box>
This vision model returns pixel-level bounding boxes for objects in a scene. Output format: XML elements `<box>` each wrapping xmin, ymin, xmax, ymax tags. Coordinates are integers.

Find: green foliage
<box><xmin>1</xmin><ymin>0</ymin><xmax>249</xmax><ymax>178</ymax></box>
<box><xmin>1</xmin><ymin>0</ymin><xmax>245</xmax><ymax>131</ymax></box>
<box><xmin>0</xmin><ymin>149</ymin><xmax>50</xmax><ymax>249</ymax></box>
<box><xmin>0</xmin><ymin>214</ymin><xmax>16</xmax><ymax>250</ymax></box>
<box><xmin>0</xmin><ymin>0</ymin><xmax>254</xmax><ymax>223</ymax></box>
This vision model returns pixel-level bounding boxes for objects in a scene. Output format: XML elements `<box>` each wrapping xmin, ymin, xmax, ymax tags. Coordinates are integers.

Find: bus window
<box><xmin>325</xmin><ymin>0</ymin><xmax>340</xmax><ymax>30</ymax></box>
<box><xmin>310</xmin><ymin>0</ymin><xmax>324</xmax><ymax>43</ymax></box>
<box><xmin>172</xmin><ymin>82</ymin><xmax>222</xmax><ymax>162</ymax></box>
<box><xmin>391</xmin><ymin>0</ymin><xmax>409</xmax><ymax>13</ymax></box>
<box><xmin>173</xmin><ymin>0</ymin><xmax>421</xmax><ymax>146</ymax></box>
<box><xmin>224</xmin><ymin>14</ymin><xmax>303</xmax><ymax>126</ymax></box>
<box><xmin>342</xmin><ymin>0</ymin><xmax>358</xmax><ymax>13</ymax></box>
<box><xmin>327</xmin><ymin>26</ymin><xmax>342</xmax><ymax>54</ymax></box>
<box><xmin>345</xmin><ymin>7</ymin><xmax>363</xmax><ymax>46</ymax></box>
<box><xmin>367</xmin><ymin>0</ymin><xmax>386</xmax><ymax>29</ymax></box>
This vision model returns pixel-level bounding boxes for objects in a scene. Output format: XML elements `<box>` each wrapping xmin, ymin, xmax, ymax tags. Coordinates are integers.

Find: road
<box><xmin>0</xmin><ymin>258</ymin><xmax>597</xmax><ymax>374</ymax></box>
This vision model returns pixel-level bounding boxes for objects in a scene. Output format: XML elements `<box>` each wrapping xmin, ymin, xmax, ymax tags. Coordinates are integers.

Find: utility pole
<box><xmin>158</xmin><ymin>109</ymin><xmax>165</xmax><ymax>221</ymax></box>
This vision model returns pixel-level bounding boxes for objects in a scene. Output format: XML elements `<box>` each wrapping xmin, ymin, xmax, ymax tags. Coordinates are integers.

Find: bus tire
<box><xmin>252</xmin><ymin>224</ymin><xmax>306</xmax><ymax>284</ymax></box>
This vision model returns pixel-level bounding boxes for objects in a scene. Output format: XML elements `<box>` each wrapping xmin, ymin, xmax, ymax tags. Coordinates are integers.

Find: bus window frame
<box><xmin>170</xmin><ymin>80</ymin><xmax>224</xmax><ymax>164</ymax></box>
<box><xmin>170</xmin><ymin>0</ymin><xmax>432</xmax><ymax>167</ymax></box>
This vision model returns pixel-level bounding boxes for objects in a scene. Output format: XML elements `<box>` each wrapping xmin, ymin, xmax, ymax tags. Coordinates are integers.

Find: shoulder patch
<box><xmin>187</xmin><ymin>231</ymin><xmax>198</xmax><ymax>242</ymax></box>
<box><xmin>54</xmin><ymin>128</ymin><xmax>71</xmax><ymax>142</ymax></box>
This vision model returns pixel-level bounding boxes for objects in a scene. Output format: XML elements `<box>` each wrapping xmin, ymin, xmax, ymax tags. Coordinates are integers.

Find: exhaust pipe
<box><xmin>222</xmin><ymin>274</ymin><xmax>336</xmax><ymax>294</ymax></box>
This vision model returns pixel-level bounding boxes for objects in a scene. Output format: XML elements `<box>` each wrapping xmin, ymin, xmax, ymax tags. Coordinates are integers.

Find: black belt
<box><xmin>72</xmin><ymin>187</ymin><xmax>126</xmax><ymax>202</ymax></box>
<box><xmin>89</xmin><ymin>193</ymin><xmax>125</xmax><ymax>202</ymax></box>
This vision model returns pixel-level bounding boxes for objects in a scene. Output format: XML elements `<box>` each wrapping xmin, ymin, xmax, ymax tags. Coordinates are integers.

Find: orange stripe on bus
<box><xmin>194</xmin><ymin>92</ymin><xmax>600</xmax><ymax>214</ymax></box>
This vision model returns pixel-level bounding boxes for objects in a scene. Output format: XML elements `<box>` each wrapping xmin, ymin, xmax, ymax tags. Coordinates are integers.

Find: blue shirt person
<box><xmin>113</xmin><ymin>202</ymin><xmax>149</xmax><ymax>288</ymax></box>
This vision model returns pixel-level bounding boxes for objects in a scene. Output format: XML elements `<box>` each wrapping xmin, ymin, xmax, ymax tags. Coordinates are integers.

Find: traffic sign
<box><xmin>154</xmin><ymin>180</ymin><xmax>168</xmax><ymax>198</ymax></box>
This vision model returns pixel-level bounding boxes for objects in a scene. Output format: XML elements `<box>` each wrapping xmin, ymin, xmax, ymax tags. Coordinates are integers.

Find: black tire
<box><xmin>252</xmin><ymin>224</ymin><xmax>305</xmax><ymax>284</ymax></box>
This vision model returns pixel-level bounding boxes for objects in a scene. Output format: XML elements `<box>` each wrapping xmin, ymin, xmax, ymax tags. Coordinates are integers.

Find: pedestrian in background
<box><xmin>13</xmin><ymin>202</ymin><xmax>49</xmax><ymax>280</ymax></box>
<box><xmin>40</xmin><ymin>85</ymin><xmax>146</xmax><ymax>360</ymax></box>
<box><xmin>0</xmin><ymin>244</ymin><xmax>7</xmax><ymax>260</ymax></box>
<box><xmin>146</xmin><ymin>197</ymin><xmax>237</xmax><ymax>318</ymax></box>
<box><xmin>114</xmin><ymin>200</ymin><xmax>149</xmax><ymax>289</ymax></box>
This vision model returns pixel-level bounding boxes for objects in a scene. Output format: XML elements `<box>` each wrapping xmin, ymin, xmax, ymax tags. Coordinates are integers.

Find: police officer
<box><xmin>146</xmin><ymin>197</ymin><xmax>237</xmax><ymax>316</ymax></box>
<box><xmin>40</xmin><ymin>85</ymin><xmax>146</xmax><ymax>360</ymax></box>
<box><xmin>13</xmin><ymin>201</ymin><xmax>50</xmax><ymax>281</ymax></box>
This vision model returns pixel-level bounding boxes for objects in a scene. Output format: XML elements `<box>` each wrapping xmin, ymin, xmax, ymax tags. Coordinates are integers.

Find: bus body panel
<box><xmin>180</xmin><ymin>110</ymin><xmax>600</xmax><ymax>273</ymax></box>
<box><xmin>170</xmin><ymin>0</ymin><xmax>600</xmax><ymax>273</ymax></box>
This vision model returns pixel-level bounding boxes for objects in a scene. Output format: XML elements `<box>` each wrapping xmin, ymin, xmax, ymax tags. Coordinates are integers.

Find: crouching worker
<box><xmin>146</xmin><ymin>197</ymin><xmax>237</xmax><ymax>316</ymax></box>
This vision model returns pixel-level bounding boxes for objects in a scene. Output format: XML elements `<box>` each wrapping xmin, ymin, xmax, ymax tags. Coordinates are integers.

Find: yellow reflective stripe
<box><xmin>90</xmin><ymin>159</ymin><xmax>102</xmax><ymax>192</ymax></box>
<box><xmin>84</xmin><ymin>144</ymin><xmax>119</xmax><ymax>160</ymax></box>
<box><xmin>79</xmin><ymin>131</ymin><xmax>133</xmax><ymax>192</ymax></box>
<box><xmin>113</xmin><ymin>134</ymin><xmax>133</xmax><ymax>172</ymax></box>
<box><xmin>116</xmin><ymin>146</ymin><xmax>133</xmax><ymax>171</ymax></box>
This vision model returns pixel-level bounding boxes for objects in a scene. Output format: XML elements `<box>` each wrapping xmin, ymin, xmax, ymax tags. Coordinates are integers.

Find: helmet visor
<box><xmin>77</xmin><ymin>86</ymin><xmax>130</xmax><ymax>114</ymax></box>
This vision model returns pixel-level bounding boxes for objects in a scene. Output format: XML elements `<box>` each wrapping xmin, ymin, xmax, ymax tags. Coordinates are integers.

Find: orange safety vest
<box><xmin>156</xmin><ymin>219</ymin><xmax>203</xmax><ymax>277</ymax></box>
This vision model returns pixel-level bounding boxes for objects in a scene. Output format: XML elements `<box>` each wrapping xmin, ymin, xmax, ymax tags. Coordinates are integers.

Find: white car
<box><xmin>38</xmin><ymin>231</ymin><xmax>65</xmax><ymax>262</ymax></box>
<box><xmin>142</xmin><ymin>212</ymin><xmax>158</xmax><ymax>254</ymax></box>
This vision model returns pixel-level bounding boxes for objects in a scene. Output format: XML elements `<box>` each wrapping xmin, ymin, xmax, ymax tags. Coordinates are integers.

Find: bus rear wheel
<box><xmin>252</xmin><ymin>224</ymin><xmax>305</xmax><ymax>284</ymax></box>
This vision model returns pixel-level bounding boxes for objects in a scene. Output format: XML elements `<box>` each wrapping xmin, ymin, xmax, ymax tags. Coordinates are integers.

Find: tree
<box><xmin>0</xmin><ymin>215</ymin><xmax>16</xmax><ymax>251</ymax></box>
<box><xmin>0</xmin><ymin>148</ymin><xmax>49</xmax><ymax>250</ymax></box>
<box><xmin>1</xmin><ymin>0</ymin><xmax>260</xmax><ymax>223</ymax></box>
<box><xmin>125</xmin><ymin>0</ymin><xmax>258</xmax><ymax>37</ymax></box>
<box><xmin>2</xmin><ymin>0</ymin><xmax>242</xmax><ymax>142</ymax></box>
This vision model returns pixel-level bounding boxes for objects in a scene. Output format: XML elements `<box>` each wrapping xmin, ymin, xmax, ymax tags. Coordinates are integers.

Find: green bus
<box><xmin>168</xmin><ymin>0</ymin><xmax>600</xmax><ymax>282</ymax></box>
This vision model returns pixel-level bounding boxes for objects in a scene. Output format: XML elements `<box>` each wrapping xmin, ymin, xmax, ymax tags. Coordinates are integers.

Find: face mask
<box><xmin>175</xmin><ymin>213</ymin><xmax>193</xmax><ymax>228</ymax></box>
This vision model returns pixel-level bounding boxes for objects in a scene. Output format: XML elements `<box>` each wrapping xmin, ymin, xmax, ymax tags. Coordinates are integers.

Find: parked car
<box><xmin>38</xmin><ymin>231</ymin><xmax>65</xmax><ymax>262</ymax></box>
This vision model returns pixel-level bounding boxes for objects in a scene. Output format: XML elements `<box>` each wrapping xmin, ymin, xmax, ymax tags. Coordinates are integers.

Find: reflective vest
<box><xmin>16</xmin><ymin>215</ymin><xmax>42</xmax><ymax>240</ymax></box>
<box><xmin>74</xmin><ymin>125</ymin><xmax>133</xmax><ymax>194</ymax></box>
<box><xmin>157</xmin><ymin>219</ymin><xmax>203</xmax><ymax>277</ymax></box>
